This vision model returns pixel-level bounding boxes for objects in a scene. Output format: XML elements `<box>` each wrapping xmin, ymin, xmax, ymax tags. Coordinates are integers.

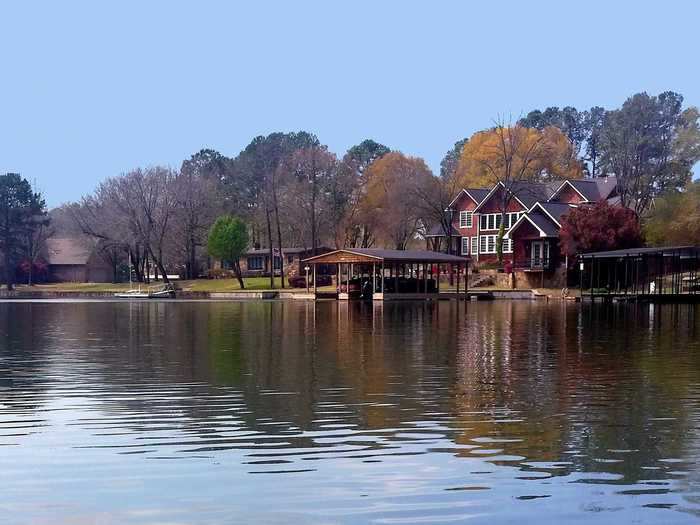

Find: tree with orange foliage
<box><xmin>452</xmin><ymin>121</ymin><xmax>583</xmax><ymax>262</ymax></box>
<box><xmin>359</xmin><ymin>152</ymin><xmax>434</xmax><ymax>250</ymax></box>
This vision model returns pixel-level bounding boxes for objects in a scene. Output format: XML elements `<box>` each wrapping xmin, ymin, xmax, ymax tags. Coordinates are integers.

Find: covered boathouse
<box><xmin>302</xmin><ymin>248</ymin><xmax>469</xmax><ymax>300</ymax></box>
<box><xmin>578</xmin><ymin>246</ymin><xmax>700</xmax><ymax>302</ymax></box>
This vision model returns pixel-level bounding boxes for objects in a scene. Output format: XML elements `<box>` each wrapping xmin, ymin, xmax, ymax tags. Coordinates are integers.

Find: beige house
<box><xmin>46</xmin><ymin>237</ymin><xmax>113</xmax><ymax>283</ymax></box>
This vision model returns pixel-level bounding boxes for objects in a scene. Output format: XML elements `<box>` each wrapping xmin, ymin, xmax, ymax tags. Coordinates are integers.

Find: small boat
<box><xmin>149</xmin><ymin>284</ymin><xmax>176</xmax><ymax>298</ymax></box>
<box><xmin>114</xmin><ymin>255</ymin><xmax>176</xmax><ymax>299</ymax></box>
<box><xmin>115</xmin><ymin>286</ymin><xmax>151</xmax><ymax>299</ymax></box>
<box><xmin>114</xmin><ymin>284</ymin><xmax>175</xmax><ymax>299</ymax></box>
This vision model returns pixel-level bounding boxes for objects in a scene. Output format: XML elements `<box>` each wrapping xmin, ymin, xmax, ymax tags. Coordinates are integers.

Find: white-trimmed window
<box><xmin>461</xmin><ymin>237</ymin><xmax>469</xmax><ymax>255</ymax></box>
<box><xmin>478</xmin><ymin>234</ymin><xmax>500</xmax><ymax>254</ymax></box>
<box><xmin>502</xmin><ymin>238</ymin><xmax>513</xmax><ymax>253</ymax></box>
<box><xmin>459</xmin><ymin>210</ymin><xmax>473</xmax><ymax>229</ymax></box>
<box><xmin>505</xmin><ymin>212</ymin><xmax>520</xmax><ymax>229</ymax></box>
<box><xmin>479</xmin><ymin>235</ymin><xmax>488</xmax><ymax>254</ymax></box>
<box><xmin>479</xmin><ymin>213</ymin><xmax>503</xmax><ymax>231</ymax></box>
<box><xmin>471</xmin><ymin>236</ymin><xmax>478</xmax><ymax>255</ymax></box>
<box><xmin>480</xmin><ymin>212</ymin><xmax>526</xmax><ymax>231</ymax></box>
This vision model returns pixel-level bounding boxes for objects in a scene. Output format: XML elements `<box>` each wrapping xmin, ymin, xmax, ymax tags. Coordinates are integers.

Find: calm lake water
<box><xmin>1</xmin><ymin>300</ymin><xmax>700</xmax><ymax>524</ymax></box>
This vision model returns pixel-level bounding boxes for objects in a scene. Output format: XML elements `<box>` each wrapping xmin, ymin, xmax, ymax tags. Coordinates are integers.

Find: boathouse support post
<box><xmin>372</xmin><ymin>263</ymin><xmax>376</xmax><ymax>293</ymax></box>
<box><xmin>456</xmin><ymin>264</ymin><xmax>460</xmax><ymax>296</ymax></box>
<box><xmin>381</xmin><ymin>261</ymin><xmax>385</xmax><ymax>294</ymax></box>
<box><xmin>313</xmin><ymin>263</ymin><xmax>317</xmax><ymax>295</ymax></box>
<box><xmin>465</xmin><ymin>262</ymin><xmax>469</xmax><ymax>300</ymax></box>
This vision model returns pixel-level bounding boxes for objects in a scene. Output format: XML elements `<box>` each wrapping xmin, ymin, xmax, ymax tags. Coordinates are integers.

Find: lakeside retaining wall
<box><xmin>0</xmin><ymin>289</ymin><xmax>562</xmax><ymax>301</ymax></box>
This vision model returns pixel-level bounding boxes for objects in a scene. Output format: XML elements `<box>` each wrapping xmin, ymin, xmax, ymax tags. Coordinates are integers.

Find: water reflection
<box><xmin>0</xmin><ymin>300</ymin><xmax>699</xmax><ymax>523</ymax></box>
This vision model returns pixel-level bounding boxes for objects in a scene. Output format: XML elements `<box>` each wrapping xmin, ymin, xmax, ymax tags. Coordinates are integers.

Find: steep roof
<box><xmin>505</xmin><ymin>210</ymin><xmax>560</xmax><ymax>239</ymax></box>
<box><xmin>508</xmin><ymin>181</ymin><xmax>558</xmax><ymax>208</ymax></box>
<box><xmin>447</xmin><ymin>187</ymin><xmax>491</xmax><ymax>208</ymax></box>
<box><xmin>474</xmin><ymin>181</ymin><xmax>558</xmax><ymax>212</ymax></box>
<box><xmin>524</xmin><ymin>211</ymin><xmax>560</xmax><ymax>237</ymax></box>
<box><xmin>464</xmin><ymin>188</ymin><xmax>491</xmax><ymax>204</ymax></box>
<box><xmin>550</xmin><ymin>177</ymin><xmax>618</xmax><ymax>202</ymax></box>
<box><xmin>533</xmin><ymin>202</ymin><xmax>576</xmax><ymax>226</ymax></box>
<box><xmin>46</xmin><ymin>237</ymin><xmax>95</xmax><ymax>266</ymax></box>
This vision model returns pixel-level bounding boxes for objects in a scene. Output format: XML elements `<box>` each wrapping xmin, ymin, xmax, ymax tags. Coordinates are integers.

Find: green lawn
<box><xmin>19</xmin><ymin>277</ymin><xmax>330</xmax><ymax>294</ymax></box>
<box><xmin>183</xmin><ymin>277</ymin><xmax>306</xmax><ymax>292</ymax></box>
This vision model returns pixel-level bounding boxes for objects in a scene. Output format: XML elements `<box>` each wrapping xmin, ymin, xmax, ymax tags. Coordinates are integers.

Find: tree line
<box><xmin>0</xmin><ymin>89</ymin><xmax>698</xmax><ymax>288</ymax></box>
<box><xmin>54</xmin><ymin>134</ymin><xmax>444</xmax><ymax>287</ymax></box>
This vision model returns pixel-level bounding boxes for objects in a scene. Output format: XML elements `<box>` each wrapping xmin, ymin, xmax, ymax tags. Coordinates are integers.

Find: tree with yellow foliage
<box><xmin>451</xmin><ymin>122</ymin><xmax>583</xmax><ymax>262</ymax></box>
<box><xmin>452</xmin><ymin>124</ymin><xmax>582</xmax><ymax>189</ymax></box>
<box><xmin>358</xmin><ymin>152</ymin><xmax>434</xmax><ymax>249</ymax></box>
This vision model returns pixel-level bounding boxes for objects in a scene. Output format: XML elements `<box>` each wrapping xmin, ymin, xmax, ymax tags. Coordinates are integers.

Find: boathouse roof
<box><xmin>302</xmin><ymin>248</ymin><xmax>469</xmax><ymax>264</ymax></box>
<box><xmin>578</xmin><ymin>246</ymin><xmax>700</xmax><ymax>259</ymax></box>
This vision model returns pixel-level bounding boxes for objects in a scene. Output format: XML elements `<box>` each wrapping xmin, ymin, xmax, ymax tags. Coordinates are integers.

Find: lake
<box><xmin>1</xmin><ymin>300</ymin><xmax>699</xmax><ymax>524</ymax></box>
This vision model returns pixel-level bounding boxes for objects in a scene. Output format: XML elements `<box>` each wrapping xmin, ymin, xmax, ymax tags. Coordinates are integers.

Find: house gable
<box><xmin>549</xmin><ymin>181</ymin><xmax>587</xmax><ymax>204</ymax></box>
<box><xmin>449</xmin><ymin>190</ymin><xmax>480</xmax><ymax>212</ymax></box>
<box><xmin>473</xmin><ymin>183</ymin><xmax>528</xmax><ymax>214</ymax></box>
<box><xmin>508</xmin><ymin>218</ymin><xmax>544</xmax><ymax>240</ymax></box>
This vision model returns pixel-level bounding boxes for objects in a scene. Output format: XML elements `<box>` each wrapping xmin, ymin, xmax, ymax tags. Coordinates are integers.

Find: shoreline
<box><xmin>0</xmin><ymin>289</ymin><xmax>575</xmax><ymax>301</ymax></box>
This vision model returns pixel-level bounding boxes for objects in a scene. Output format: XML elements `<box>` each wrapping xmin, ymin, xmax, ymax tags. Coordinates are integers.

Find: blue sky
<box><xmin>1</xmin><ymin>1</ymin><xmax>699</xmax><ymax>207</ymax></box>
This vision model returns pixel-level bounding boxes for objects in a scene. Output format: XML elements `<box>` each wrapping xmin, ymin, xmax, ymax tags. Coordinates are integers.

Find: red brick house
<box><xmin>504</xmin><ymin>177</ymin><xmax>619</xmax><ymax>287</ymax></box>
<box><xmin>431</xmin><ymin>176</ymin><xmax>620</xmax><ymax>287</ymax></box>
<box><xmin>425</xmin><ymin>188</ymin><xmax>489</xmax><ymax>255</ymax></box>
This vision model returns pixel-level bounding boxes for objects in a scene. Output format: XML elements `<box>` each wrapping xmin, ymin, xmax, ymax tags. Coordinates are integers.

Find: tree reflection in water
<box><xmin>0</xmin><ymin>300</ymin><xmax>699</xmax><ymax>523</ymax></box>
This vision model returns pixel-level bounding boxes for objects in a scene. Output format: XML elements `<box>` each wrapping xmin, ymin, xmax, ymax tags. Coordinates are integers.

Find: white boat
<box><xmin>114</xmin><ymin>286</ymin><xmax>150</xmax><ymax>299</ymax></box>
<box><xmin>114</xmin><ymin>254</ymin><xmax>176</xmax><ymax>299</ymax></box>
<box><xmin>114</xmin><ymin>284</ymin><xmax>175</xmax><ymax>299</ymax></box>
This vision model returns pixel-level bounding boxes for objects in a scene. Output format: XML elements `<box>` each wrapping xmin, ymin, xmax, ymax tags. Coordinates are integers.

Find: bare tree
<box><xmin>285</xmin><ymin>145</ymin><xmax>338</xmax><ymax>255</ymax></box>
<box><xmin>173</xmin><ymin>167</ymin><xmax>220</xmax><ymax>279</ymax></box>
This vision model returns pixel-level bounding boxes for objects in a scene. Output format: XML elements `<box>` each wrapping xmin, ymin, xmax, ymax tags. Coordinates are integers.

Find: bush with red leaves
<box><xmin>560</xmin><ymin>201</ymin><xmax>644</xmax><ymax>258</ymax></box>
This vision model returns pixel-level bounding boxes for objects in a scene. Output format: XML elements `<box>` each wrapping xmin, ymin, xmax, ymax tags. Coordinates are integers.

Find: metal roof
<box><xmin>578</xmin><ymin>246</ymin><xmax>700</xmax><ymax>259</ymax></box>
<box><xmin>303</xmin><ymin>248</ymin><xmax>469</xmax><ymax>263</ymax></box>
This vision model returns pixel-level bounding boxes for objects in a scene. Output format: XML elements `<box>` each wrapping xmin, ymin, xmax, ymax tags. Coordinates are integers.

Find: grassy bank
<box><xmin>17</xmin><ymin>278</ymin><xmax>332</xmax><ymax>294</ymax></box>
